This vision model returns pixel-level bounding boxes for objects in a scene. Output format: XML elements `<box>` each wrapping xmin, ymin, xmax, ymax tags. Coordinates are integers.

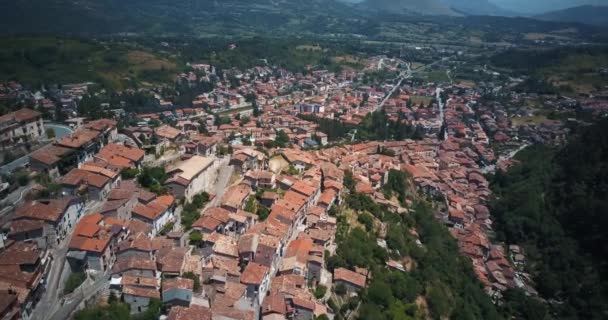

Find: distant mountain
<box><xmin>490</xmin><ymin>0</ymin><xmax>606</xmax><ymax>15</ymax></box>
<box><xmin>441</xmin><ymin>0</ymin><xmax>516</xmax><ymax>16</ymax></box>
<box><xmin>535</xmin><ymin>5</ymin><xmax>608</xmax><ymax>26</ymax></box>
<box><xmin>360</xmin><ymin>0</ymin><xmax>458</xmax><ymax>16</ymax></box>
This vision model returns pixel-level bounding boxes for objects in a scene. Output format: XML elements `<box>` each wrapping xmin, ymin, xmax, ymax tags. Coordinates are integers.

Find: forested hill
<box><xmin>490</xmin><ymin>119</ymin><xmax>608</xmax><ymax>319</ymax></box>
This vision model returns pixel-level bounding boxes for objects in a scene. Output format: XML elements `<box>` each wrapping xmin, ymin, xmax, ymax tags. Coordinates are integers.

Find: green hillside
<box><xmin>490</xmin><ymin>119</ymin><xmax>608</xmax><ymax>319</ymax></box>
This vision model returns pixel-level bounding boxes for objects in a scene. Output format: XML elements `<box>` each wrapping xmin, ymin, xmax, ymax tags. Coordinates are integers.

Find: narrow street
<box><xmin>30</xmin><ymin>200</ymin><xmax>104</xmax><ymax>320</ymax></box>
<box><xmin>207</xmin><ymin>158</ymin><xmax>233</xmax><ymax>207</ymax></box>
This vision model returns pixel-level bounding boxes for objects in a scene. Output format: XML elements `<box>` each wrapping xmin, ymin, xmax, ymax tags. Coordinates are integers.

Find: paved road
<box><xmin>436</xmin><ymin>88</ymin><xmax>448</xmax><ymax>141</ymax></box>
<box><xmin>207</xmin><ymin>158</ymin><xmax>233</xmax><ymax>207</ymax></box>
<box><xmin>48</xmin><ymin>274</ymin><xmax>110</xmax><ymax>320</ymax></box>
<box><xmin>0</xmin><ymin>184</ymin><xmax>33</xmax><ymax>217</ymax></box>
<box><xmin>480</xmin><ymin>143</ymin><xmax>530</xmax><ymax>174</ymax></box>
<box><xmin>31</xmin><ymin>200</ymin><xmax>104</xmax><ymax>320</ymax></box>
<box><xmin>0</xmin><ymin>123</ymin><xmax>73</xmax><ymax>175</ymax></box>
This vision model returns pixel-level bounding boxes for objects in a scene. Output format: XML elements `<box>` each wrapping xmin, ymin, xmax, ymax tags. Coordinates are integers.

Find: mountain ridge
<box><xmin>535</xmin><ymin>5</ymin><xmax>608</xmax><ymax>26</ymax></box>
<box><xmin>358</xmin><ymin>0</ymin><xmax>459</xmax><ymax>16</ymax></box>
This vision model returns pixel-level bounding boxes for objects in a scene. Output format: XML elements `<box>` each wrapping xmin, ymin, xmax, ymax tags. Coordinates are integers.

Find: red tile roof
<box><xmin>240</xmin><ymin>262</ymin><xmax>269</xmax><ymax>285</ymax></box>
<box><xmin>334</xmin><ymin>268</ymin><xmax>366</xmax><ymax>288</ymax></box>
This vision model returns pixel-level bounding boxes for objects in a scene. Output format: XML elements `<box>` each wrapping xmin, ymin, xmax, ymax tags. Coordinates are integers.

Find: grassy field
<box><xmin>511</xmin><ymin>115</ymin><xmax>549</xmax><ymax>127</ymax></box>
<box><xmin>421</xmin><ymin>70</ymin><xmax>450</xmax><ymax>83</ymax></box>
<box><xmin>540</xmin><ymin>53</ymin><xmax>608</xmax><ymax>93</ymax></box>
<box><xmin>0</xmin><ymin>36</ymin><xmax>178</xmax><ymax>90</ymax></box>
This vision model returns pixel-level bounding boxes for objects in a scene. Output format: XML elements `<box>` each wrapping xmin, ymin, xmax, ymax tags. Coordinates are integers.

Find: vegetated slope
<box><xmin>440</xmin><ymin>0</ymin><xmax>513</xmax><ymax>16</ymax></box>
<box><xmin>490</xmin><ymin>46</ymin><xmax>608</xmax><ymax>93</ymax></box>
<box><xmin>0</xmin><ymin>36</ymin><xmax>177</xmax><ymax>89</ymax></box>
<box><xmin>490</xmin><ymin>119</ymin><xmax>608</xmax><ymax>319</ymax></box>
<box><xmin>359</xmin><ymin>0</ymin><xmax>459</xmax><ymax>16</ymax></box>
<box><xmin>329</xmin><ymin>171</ymin><xmax>505</xmax><ymax>320</ymax></box>
<box><xmin>0</xmin><ymin>0</ymin><xmax>364</xmax><ymax>36</ymax></box>
<box><xmin>534</xmin><ymin>5</ymin><xmax>608</xmax><ymax>26</ymax></box>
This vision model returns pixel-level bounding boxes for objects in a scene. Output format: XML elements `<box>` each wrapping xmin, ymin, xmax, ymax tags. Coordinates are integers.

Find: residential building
<box><xmin>10</xmin><ymin>197</ymin><xmax>84</xmax><ymax>247</ymax></box>
<box><xmin>165</xmin><ymin>156</ymin><xmax>215</xmax><ymax>201</ymax></box>
<box><xmin>0</xmin><ymin>108</ymin><xmax>44</xmax><ymax>148</ymax></box>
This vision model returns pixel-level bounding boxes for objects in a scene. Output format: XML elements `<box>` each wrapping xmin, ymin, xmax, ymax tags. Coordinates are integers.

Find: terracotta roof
<box><xmin>155</xmin><ymin>125</ymin><xmax>181</xmax><ymax>140</ymax></box>
<box><xmin>262</xmin><ymin>294</ymin><xmax>287</xmax><ymax>316</ymax></box>
<box><xmin>56</xmin><ymin>129</ymin><xmax>100</xmax><ymax>149</ymax></box>
<box><xmin>83</xmin><ymin>119</ymin><xmax>117</xmax><ymax>132</ymax></box>
<box><xmin>132</xmin><ymin>195</ymin><xmax>174</xmax><ymax>221</ymax></box>
<box><xmin>318</xmin><ymin>189</ymin><xmax>336</xmax><ymax>206</ymax></box>
<box><xmin>123</xmin><ymin>285</ymin><xmax>160</xmax><ymax>299</ymax></box>
<box><xmin>14</xmin><ymin>197</ymin><xmax>80</xmax><ymax>223</ymax></box>
<box><xmin>220</xmin><ymin>184</ymin><xmax>251</xmax><ymax>210</ymax></box>
<box><xmin>96</xmin><ymin>143</ymin><xmax>145</xmax><ymax>168</ymax></box>
<box><xmin>168</xmin><ymin>306</ymin><xmax>212</xmax><ymax>320</ymax></box>
<box><xmin>334</xmin><ymin>268</ymin><xmax>366</xmax><ymax>288</ymax></box>
<box><xmin>240</xmin><ymin>262</ymin><xmax>269</xmax><ymax>285</ymax></box>
<box><xmin>121</xmin><ymin>275</ymin><xmax>158</xmax><ymax>288</ymax></box>
<box><xmin>0</xmin><ymin>241</ymin><xmax>39</xmax><ymax>266</ymax></box>
<box><xmin>162</xmin><ymin>277</ymin><xmax>194</xmax><ymax>292</ymax></box>
<box><xmin>112</xmin><ymin>257</ymin><xmax>156</xmax><ymax>275</ymax></box>
<box><xmin>192</xmin><ymin>215</ymin><xmax>222</xmax><ymax>232</ymax></box>
<box><xmin>290</xmin><ymin>180</ymin><xmax>316</xmax><ymax>197</ymax></box>
<box><xmin>0</xmin><ymin>108</ymin><xmax>40</xmax><ymax>123</ymax></box>
<box><xmin>60</xmin><ymin>168</ymin><xmax>110</xmax><ymax>188</ymax></box>
<box><xmin>7</xmin><ymin>219</ymin><xmax>45</xmax><ymax>235</ymax></box>
<box><xmin>30</xmin><ymin>145</ymin><xmax>72</xmax><ymax>166</ymax></box>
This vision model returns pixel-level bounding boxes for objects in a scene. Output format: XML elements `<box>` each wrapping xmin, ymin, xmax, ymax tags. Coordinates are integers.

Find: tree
<box><xmin>64</xmin><ymin>272</ymin><xmax>86</xmax><ymax>294</ymax></box>
<box><xmin>120</xmin><ymin>168</ymin><xmax>139</xmax><ymax>179</ymax></box>
<box><xmin>46</xmin><ymin>128</ymin><xmax>56</xmax><ymax>139</ymax></box>
<box><xmin>314</xmin><ymin>285</ymin><xmax>327</xmax><ymax>299</ymax></box>
<box><xmin>189</xmin><ymin>232</ymin><xmax>203</xmax><ymax>246</ymax></box>
<box><xmin>182</xmin><ymin>271</ymin><xmax>202</xmax><ymax>292</ymax></box>
<box><xmin>274</xmin><ymin>130</ymin><xmax>290</xmax><ymax>148</ymax></box>
<box><xmin>244</xmin><ymin>197</ymin><xmax>257</xmax><ymax>213</ymax></box>
<box><xmin>257</xmin><ymin>205</ymin><xmax>270</xmax><ymax>221</ymax></box>
<box><xmin>357</xmin><ymin>213</ymin><xmax>374</xmax><ymax>231</ymax></box>
<box><xmin>239</xmin><ymin>116</ymin><xmax>250</xmax><ymax>127</ymax></box>
<box><xmin>214</xmin><ymin>115</ymin><xmax>231</xmax><ymax>126</ymax></box>
<box><xmin>344</xmin><ymin>170</ymin><xmax>356</xmax><ymax>192</ymax></box>
<box><xmin>198</xmin><ymin>120</ymin><xmax>208</xmax><ymax>134</ymax></box>
<box><xmin>334</xmin><ymin>283</ymin><xmax>347</xmax><ymax>296</ymax></box>
<box><xmin>16</xmin><ymin>172</ymin><xmax>29</xmax><ymax>186</ymax></box>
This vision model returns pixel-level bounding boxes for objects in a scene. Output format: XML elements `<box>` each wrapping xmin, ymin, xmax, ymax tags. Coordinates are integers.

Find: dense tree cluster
<box><xmin>330</xmin><ymin>182</ymin><xmax>503</xmax><ymax>320</ymax></box>
<box><xmin>138</xmin><ymin>166</ymin><xmax>167</xmax><ymax>195</ymax></box>
<box><xmin>490</xmin><ymin>118</ymin><xmax>608</xmax><ymax>319</ymax></box>
<box><xmin>299</xmin><ymin>110</ymin><xmax>423</xmax><ymax>143</ymax></box>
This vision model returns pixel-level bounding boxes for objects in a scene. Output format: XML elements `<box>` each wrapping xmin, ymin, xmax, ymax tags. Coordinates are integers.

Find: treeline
<box><xmin>179</xmin><ymin>38</ymin><xmax>364</xmax><ymax>74</ymax></box>
<box><xmin>490</xmin><ymin>118</ymin><xmax>608</xmax><ymax>319</ymax></box>
<box><xmin>328</xmin><ymin>172</ymin><xmax>504</xmax><ymax>320</ymax></box>
<box><xmin>490</xmin><ymin>46</ymin><xmax>608</xmax><ymax>72</ymax></box>
<box><xmin>299</xmin><ymin>110</ymin><xmax>424</xmax><ymax>142</ymax></box>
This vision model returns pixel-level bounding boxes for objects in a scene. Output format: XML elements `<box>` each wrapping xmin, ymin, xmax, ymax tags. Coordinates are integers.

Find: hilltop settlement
<box><xmin>0</xmin><ymin>47</ymin><xmax>606</xmax><ymax>320</ymax></box>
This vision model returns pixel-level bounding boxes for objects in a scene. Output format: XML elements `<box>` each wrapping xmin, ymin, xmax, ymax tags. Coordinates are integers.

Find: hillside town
<box><xmin>0</xmin><ymin>54</ymin><xmax>606</xmax><ymax>320</ymax></box>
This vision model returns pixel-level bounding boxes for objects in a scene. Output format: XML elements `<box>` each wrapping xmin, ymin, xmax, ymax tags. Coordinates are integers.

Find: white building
<box><xmin>165</xmin><ymin>155</ymin><xmax>216</xmax><ymax>201</ymax></box>
<box><xmin>0</xmin><ymin>108</ymin><xmax>44</xmax><ymax>147</ymax></box>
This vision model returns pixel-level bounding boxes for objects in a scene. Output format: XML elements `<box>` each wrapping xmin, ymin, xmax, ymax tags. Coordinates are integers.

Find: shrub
<box><xmin>64</xmin><ymin>272</ymin><xmax>86</xmax><ymax>294</ymax></box>
<box><xmin>314</xmin><ymin>285</ymin><xmax>327</xmax><ymax>299</ymax></box>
